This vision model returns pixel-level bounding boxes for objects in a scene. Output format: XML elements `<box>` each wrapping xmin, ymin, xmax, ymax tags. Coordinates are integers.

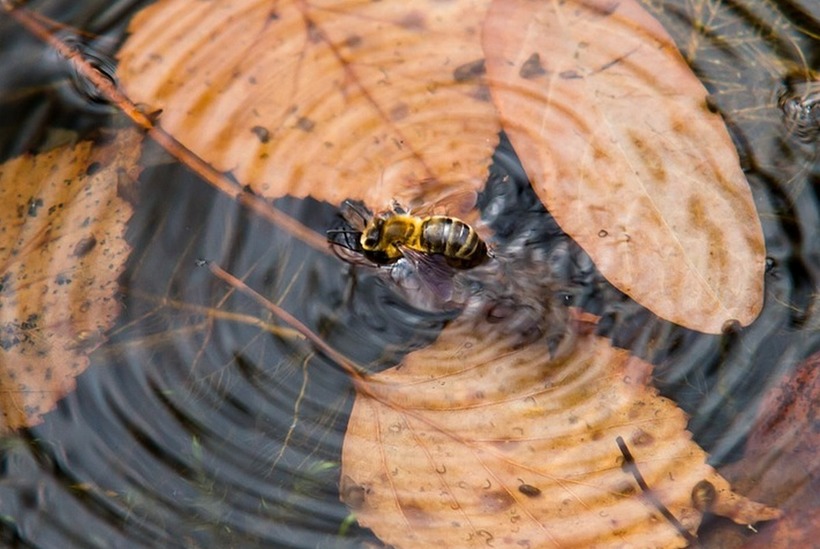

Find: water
<box><xmin>0</xmin><ymin>0</ymin><xmax>817</xmax><ymax>547</ymax></box>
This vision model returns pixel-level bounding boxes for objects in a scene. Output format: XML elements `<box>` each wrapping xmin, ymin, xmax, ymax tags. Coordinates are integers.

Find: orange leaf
<box><xmin>117</xmin><ymin>0</ymin><xmax>499</xmax><ymax>206</ymax></box>
<box><xmin>0</xmin><ymin>129</ymin><xmax>141</xmax><ymax>430</ymax></box>
<box><xmin>483</xmin><ymin>0</ymin><xmax>765</xmax><ymax>334</ymax></box>
<box><xmin>342</xmin><ymin>316</ymin><xmax>780</xmax><ymax>547</ymax></box>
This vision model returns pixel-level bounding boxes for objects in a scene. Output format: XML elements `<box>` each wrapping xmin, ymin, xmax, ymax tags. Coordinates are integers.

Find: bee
<box><xmin>327</xmin><ymin>199</ymin><xmax>490</xmax><ymax>304</ymax></box>
<box><xmin>329</xmin><ymin>200</ymin><xmax>489</xmax><ymax>269</ymax></box>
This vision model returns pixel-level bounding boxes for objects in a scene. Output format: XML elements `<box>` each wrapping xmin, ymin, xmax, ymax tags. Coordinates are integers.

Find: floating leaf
<box><xmin>483</xmin><ymin>0</ymin><xmax>766</xmax><ymax>333</ymax></box>
<box><xmin>117</xmin><ymin>0</ymin><xmax>499</xmax><ymax>206</ymax></box>
<box><xmin>342</xmin><ymin>315</ymin><xmax>780</xmax><ymax>547</ymax></box>
<box><xmin>0</xmin><ymin>129</ymin><xmax>141</xmax><ymax>430</ymax></box>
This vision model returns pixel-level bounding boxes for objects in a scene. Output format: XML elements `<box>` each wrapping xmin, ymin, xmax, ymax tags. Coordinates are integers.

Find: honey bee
<box><xmin>329</xmin><ymin>200</ymin><xmax>489</xmax><ymax>269</ymax></box>
<box><xmin>327</xmin><ymin>199</ymin><xmax>490</xmax><ymax>304</ymax></box>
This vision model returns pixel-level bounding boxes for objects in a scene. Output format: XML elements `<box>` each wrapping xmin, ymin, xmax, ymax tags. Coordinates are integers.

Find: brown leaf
<box><xmin>116</xmin><ymin>0</ymin><xmax>499</xmax><ymax>206</ymax></box>
<box><xmin>483</xmin><ymin>0</ymin><xmax>765</xmax><ymax>334</ymax></box>
<box><xmin>716</xmin><ymin>351</ymin><xmax>820</xmax><ymax>547</ymax></box>
<box><xmin>0</xmin><ymin>129</ymin><xmax>141</xmax><ymax>431</ymax></box>
<box><xmin>341</xmin><ymin>315</ymin><xmax>779</xmax><ymax>548</ymax></box>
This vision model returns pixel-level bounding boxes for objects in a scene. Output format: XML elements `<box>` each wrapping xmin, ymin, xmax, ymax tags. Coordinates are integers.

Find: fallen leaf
<box><xmin>483</xmin><ymin>0</ymin><xmax>766</xmax><ymax>334</ymax></box>
<box><xmin>341</xmin><ymin>312</ymin><xmax>780</xmax><ymax>547</ymax></box>
<box><xmin>117</xmin><ymin>0</ymin><xmax>499</xmax><ymax>207</ymax></box>
<box><xmin>0</xmin><ymin>129</ymin><xmax>141</xmax><ymax>430</ymax></box>
<box><xmin>716</xmin><ymin>350</ymin><xmax>820</xmax><ymax>548</ymax></box>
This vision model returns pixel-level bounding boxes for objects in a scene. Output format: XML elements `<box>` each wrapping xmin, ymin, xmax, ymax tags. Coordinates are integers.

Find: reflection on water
<box><xmin>0</xmin><ymin>0</ymin><xmax>817</xmax><ymax>547</ymax></box>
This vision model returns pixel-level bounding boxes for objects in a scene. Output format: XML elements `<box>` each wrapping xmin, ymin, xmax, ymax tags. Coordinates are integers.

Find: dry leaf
<box><xmin>342</xmin><ymin>315</ymin><xmax>780</xmax><ymax>548</ymax></box>
<box><xmin>483</xmin><ymin>0</ymin><xmax>765</xmax><ymax>334</ymax></box>
<box><xmin>717</xmin><ymin>351</ymin><xmax>820</xmax><ymax>548</ymax></box>
<box><xmin>0</xmin><ymin>129</ymin><xmax>141</xmax><ymax>430</ymax></box>
<box><xmin>117</xmin><ymin>0</ymin><xmax>499</xmax><ymax>206</ymax></box>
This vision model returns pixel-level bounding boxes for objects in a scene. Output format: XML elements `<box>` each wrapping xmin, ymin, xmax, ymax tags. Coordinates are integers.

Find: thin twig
<box><xmin>616</xmin><ymin>435</ymin><xmax>698</xmax><ymax>545</ymax></box>
<box><xmin>207</xmin><ymin>262</ymin><xmax>369</xmax><ymax>385</ymax></box>
<box><xmin>2</xmin><ymin>2</ymin><xmax>329</xmax><ymax>253</ymax></box>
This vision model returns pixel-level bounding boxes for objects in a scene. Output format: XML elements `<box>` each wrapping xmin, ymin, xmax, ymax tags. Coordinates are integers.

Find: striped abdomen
<box><xmin>420</xmin><ymin>216</ymin><xmax>487</xmax><ymax>269</ymax></box>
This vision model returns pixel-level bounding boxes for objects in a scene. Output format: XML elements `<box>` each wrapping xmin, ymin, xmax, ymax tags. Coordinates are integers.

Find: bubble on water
<box><xmin>778</xmin><ymin>75</ymin><xmax>820</xmax><ymax>144</ymax></box>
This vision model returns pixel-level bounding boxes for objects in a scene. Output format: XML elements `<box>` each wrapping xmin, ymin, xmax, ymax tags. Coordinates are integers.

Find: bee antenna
<box><xmin>341</xmin><ymin>199</ymin><xmax>371</xmax><ymax>225</ymax></box>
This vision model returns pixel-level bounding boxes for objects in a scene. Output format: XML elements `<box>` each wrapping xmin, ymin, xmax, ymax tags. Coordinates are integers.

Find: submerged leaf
<box><xmin>0</xmin><ymin>129</ymin><xmax>141</xmax><ymax>430</ymax></box>
<box><xmin>718</xmin><ymin>351</ymin><xmax>820</xmax><ymax>547</ymax></box>
<box><xmin>483</xmin><ymin>0</ymin><xmax>766</xmax><ymax>333</ymax></box>
<box><xmin>117</xmin><ymin>0</ymin><xmax>499</xmax><ymax>206</ymax></box>
<box><xmin>342</xmin><ymin>315</ymin><xmax>780</xmax><ymax>547</ymax></box>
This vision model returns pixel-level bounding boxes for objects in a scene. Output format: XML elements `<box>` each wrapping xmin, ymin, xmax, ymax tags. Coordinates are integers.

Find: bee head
<box><xmin>360</xmin><ymin>216</ymin><xmax>385</xmax><ymax>251</ymax></box>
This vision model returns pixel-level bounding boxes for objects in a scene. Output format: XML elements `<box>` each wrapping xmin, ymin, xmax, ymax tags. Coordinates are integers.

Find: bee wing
<box><xmin>405</xmin><ymin>188</ymin><xmax>479</xmax><ymax>218</ymax></box>
<box><xmin>396</xmin><ymin>246</ymin><xmax>458</xmax><ymax>302</ymax></box>
<box><xmin>436</xmin><ymin>189</ymin><xmax>479</xmax><ymax>217</ymax></box>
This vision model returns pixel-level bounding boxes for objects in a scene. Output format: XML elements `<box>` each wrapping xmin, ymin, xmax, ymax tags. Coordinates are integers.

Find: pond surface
<box><xmin>0</xmin><ymin>0</ymin><xmax>817</xmax><ymax>547</ymax></box>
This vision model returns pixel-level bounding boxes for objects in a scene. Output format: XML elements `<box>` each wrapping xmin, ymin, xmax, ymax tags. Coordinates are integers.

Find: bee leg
<box><xmin>341</xmin><ymin>264</ymin><xmax>359</xmax><ymax>310</ymax></box>
<box><xmin>340</xmin><ymin>199</ymin><xmax>372</xmax><ymax>228</ymax></box>
<box><xmin>390</xmin><ymin>199</ymin><xmax>407</xmax><ymax>214</ymax></box>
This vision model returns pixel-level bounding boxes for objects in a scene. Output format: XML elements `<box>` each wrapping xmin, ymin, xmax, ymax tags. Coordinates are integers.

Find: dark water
<box><xmin>0</xmin><ymin>0</ymin><xmax>817</xmax><ymax>547</ymax></box>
